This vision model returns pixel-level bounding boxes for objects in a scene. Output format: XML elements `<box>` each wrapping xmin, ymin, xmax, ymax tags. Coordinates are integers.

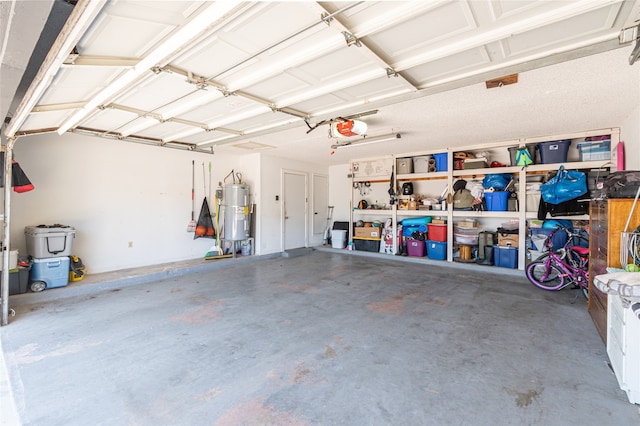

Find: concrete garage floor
<box><xmin>1</xmin><ymin>250</ymin><xmax>639</xmax><ymax>425</ymax></box>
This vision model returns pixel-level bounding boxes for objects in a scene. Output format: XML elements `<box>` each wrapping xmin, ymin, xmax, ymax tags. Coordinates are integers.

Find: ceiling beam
<box><xmin>61</xmin><ymin>55</ymin><xmax>139</xmax><ymax>67</ymax></box>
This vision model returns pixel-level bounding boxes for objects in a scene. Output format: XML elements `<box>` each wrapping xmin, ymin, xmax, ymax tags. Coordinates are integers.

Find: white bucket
<box><xmin>331</xmin><ymin>230</ymin><xmax>347</xmax><ymax>248</ymax></box>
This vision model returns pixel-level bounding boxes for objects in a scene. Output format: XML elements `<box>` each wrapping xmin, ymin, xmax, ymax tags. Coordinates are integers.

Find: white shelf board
<box><xmin>353</xmin><ymin>209</ymin><xmax>393</xmax><ymax>216</ymax></box>
<box><xmin>397</xmin><ymin>210</ymin><xmax>448</xmax><ymax>217</ymax></box>
<box><xmin>525</xmin><ymin>160</ymin><xmax>611</xmax><ymax>172</ymax></box>
<box><xmin>452</xmin><ymin>165</ymin><xmax>522</xmax><ymax>176</ymax></box>
<box><xmin>453</xmin><ymin>210</ymin><xmax>520</xmax><ymax>218</ymax></box>
<box><xmin>397</xmin><ymin>171</ymin><xmax>448</xmax><ymax>180</ymax></box>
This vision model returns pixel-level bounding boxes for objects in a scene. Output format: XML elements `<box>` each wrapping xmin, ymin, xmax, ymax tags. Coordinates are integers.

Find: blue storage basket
<box><xmin>433</xmin><ymin>153</ymin><xmax>447</xmax><ymax>172</ymax></box>
<box><xmin>426</xmin><ymin>240</ymin><xmax>446</xmax><ymax>260</ymax></box>
<box><xmin>485</xmin><ymin>191</ymin><xmax>509</xmax><ymax>211</ymax></box>
<box><xmin>494</xmin><ymin>246</ymin><xmax>518</xmax><ymax>268</ymax></box>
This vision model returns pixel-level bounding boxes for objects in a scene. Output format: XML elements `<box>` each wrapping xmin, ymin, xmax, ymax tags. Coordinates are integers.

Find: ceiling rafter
<box><xmin>106</xmin><ymin>103</ymin><xmax>245</xmax><ymax>136</ymax></box>
<box><xmin>71</xmin><ymin>126</ymin><xmax>213</xmax><ymax>153</ymax></box>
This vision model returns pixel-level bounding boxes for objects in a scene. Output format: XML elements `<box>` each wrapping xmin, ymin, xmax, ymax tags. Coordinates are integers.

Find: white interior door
<box><xmin>313</xmin><ymin>174</ymin><xmax>328</xmax><ymax>235</ymax></box>
<box><xmin>283</xmin><ymin>171</ymin><xmax>307</xmax><ymax>250</ymax></box>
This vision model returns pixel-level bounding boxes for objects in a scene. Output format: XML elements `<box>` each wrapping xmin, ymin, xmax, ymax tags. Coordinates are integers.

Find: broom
<box><xmin>187</xmin><ymin>160</ymin><xmax>196</xmax><ymax>232</ymax></box>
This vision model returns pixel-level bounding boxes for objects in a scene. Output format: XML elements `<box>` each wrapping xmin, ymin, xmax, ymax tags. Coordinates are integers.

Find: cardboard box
<box><xmin>456</xmin><ymin>221</ymin><xmax>477</xmax><ymax>228</ymax></box>
<box><xmin>498</xmin><ymin>233</ymin><xmax>519</xmax><ymax>247</ymax></box>
<box><xmin>431</xmin><ymin>219</ymin><xmax>447</xmax><ymax>224</ymax></box>
<box><xmin>354</xmin><ymin>227</ymin><xmax>381</xmax><ymax>239</ymax></box>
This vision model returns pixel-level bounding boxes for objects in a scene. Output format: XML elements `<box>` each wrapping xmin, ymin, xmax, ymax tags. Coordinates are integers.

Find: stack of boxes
<box><xmin>495</xmin><ymin>223</ymin><xmax>519</xmax><ymax>268</ymax></box>
<box><xmin>25</xmin><ymin>225</ymin><xmax>76</xmax><ymax>292</ymax></box>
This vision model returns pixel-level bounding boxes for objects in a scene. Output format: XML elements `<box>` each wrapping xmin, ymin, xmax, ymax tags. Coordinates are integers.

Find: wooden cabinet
<box><xmin>588</xmin><ymin>199</ymin><xmax>640</xmax><ymax>343</ymax></box>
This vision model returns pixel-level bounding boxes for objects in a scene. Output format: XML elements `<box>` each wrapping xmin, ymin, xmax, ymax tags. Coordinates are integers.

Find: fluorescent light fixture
<box><xmin>56</xmin><ymin>0</ymin><xmax>243</xmax><ymax>135</ymax></box>
<box><xmin>244</xmin><ymin>117</ymin><xmax>302</xmax><ymax>134</ymax></box>
<box><xmin>331</xmin><ymin>132</ymin><xmax>401</xmax><ymax>150</ymax></box>
<box><xmin>276</xmin><ymin>68</ymin><xmax>385</xmax><ymax>107</ymax></box>
<box><xmin>226</xmin><ymin>38</ymin><xmax>343</xmax><ymax>91</ymax></box>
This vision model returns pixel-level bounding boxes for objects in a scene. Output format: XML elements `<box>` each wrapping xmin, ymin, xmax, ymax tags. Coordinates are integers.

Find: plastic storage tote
<box><xmin>537</xmin><ymin>140</ymin><xmax>571</xmax><ymax>164</ymax></box>
<box><xmin>407</xmin><ymin>240</ymin><xmax>426</xmax><ymax>257</ymax></box>
<box><xmin>494</xmin><ymin>246</ymin><xmax>518</xmax><ymax>268</ymax></box>
<box><xmin>396</xmin><ymin>158</ymin><xmax>413</xmax><ymax>174</ymax></box>
<box><xmin>577</xmin><ymin>140</ymin><xmax>611</xmax><ymax>161</ymax></box>
<box><xmin>30</xmin><ymin>256</ymin><xmax>70</xmax><ymax>291</ymax></box>
<box><xmin>508</xmin><ymin>144</ymin><xmax>538</xmax><ymax>166</ymax></box>
<box><xmin>485</xmin><ymin>191</ymin><xmax>509</xmax><ymax>211</ymax></box>
<box><xmin>25</xmin><ymin>225</ymin><xmax>75</xmax><ymax>258</ymax></box>
<box><xmin>331</xmin><ymin>230</ymin><xmax>347</xmax><ymax>248</ymax></box>
<box><xmin>433</xmin><ymin>153</ymin><xmax>448</xmax><ymax>172</ymax></box>
<box><xmin>427</xmin><ymin>224</ymin><xmax>447</xmax><ymax>242</ymax></box>
<box><xmin>530</xmin><ymin>228</ymin><xmax>567</xmax><ymax>251</ymax></box>
<box><xmin>412</xmin><ymin>156</ymin><xmax>431</xmax><ymax>173</ymax></box>
<box><xmin>426</xmin><ymin>240</ymin><xmax>447</xmax><ymax>260</ymax></box>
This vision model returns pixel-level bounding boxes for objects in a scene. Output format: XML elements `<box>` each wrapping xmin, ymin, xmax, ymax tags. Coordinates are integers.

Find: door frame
<box><xmin>312</xmin><ymin>173</ymin><xmax>329</xmax><ymax>236</ymax></box>
<box><xmin>281</xmin><ymin>169</ymin><xmax>308</xmax><ymax>251</ymax></box>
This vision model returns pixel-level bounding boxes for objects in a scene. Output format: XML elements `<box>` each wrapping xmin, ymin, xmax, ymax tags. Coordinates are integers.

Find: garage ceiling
<box><xmin>4</xmin><ymin>0</ymin><xmax>640</xmax><ymax>164</ymax></box>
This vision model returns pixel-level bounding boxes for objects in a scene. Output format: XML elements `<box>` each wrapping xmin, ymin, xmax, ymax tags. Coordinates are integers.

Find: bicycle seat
<box><xmin>572</xmin><ymin>246</ymin><xmax>589</xmax><ymax>256</ymax></box>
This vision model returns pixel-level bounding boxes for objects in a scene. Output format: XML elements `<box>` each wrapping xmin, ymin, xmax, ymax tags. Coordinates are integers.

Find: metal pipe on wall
<box><xmin>1</xmin><ymin>137</ymin><xmax>15</xmax><ymax>326</ymax></box>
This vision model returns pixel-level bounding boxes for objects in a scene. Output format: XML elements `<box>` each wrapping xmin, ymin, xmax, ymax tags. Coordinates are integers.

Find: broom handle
<box><xmin>623</xmin><ymin>183</ymin><xmax>640</xmax><ymax>232</ymax></box>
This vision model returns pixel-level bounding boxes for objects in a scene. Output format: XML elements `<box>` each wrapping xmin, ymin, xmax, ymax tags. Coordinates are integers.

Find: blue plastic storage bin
<box><xmin>426</xmin><ymin>240</ymin><xmax>446</xmax><ymax>260</ymax></box>
<box><xmin>577</xmin><ymin>140</ymin><xmax>610</xmax><ymax>161</ymax></box>
<box><xmin>530</xmin><ymin>228</ymin><xmax>567</xmax><ymax>251</ymax></box>
<box><xmin>30</xmin><ymin>256</ymin><xmax>70</xmax><ymax>290</ymax></box>
<box><xmin>433</xmin><ymin>153</ymin><xmax>447</xmax><ymax>172</ymax></box>
<box><xmin>537</xmin><ymin>140</ymin><xmax>571</xmax><ymax>164</ymax></box>
<box><xmin>485</xmin><ymin>191</ymin><xmax>509</xmax><ymax>211</ymax></box>
<box><xmin>494</xmin><ymin>246</ymin><xmax>518</xmax><ymax>268</ymax></box>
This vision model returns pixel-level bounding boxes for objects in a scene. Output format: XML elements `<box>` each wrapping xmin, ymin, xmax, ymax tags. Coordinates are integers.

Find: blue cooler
<box><xmin>30</xmin><ymin>256</ymin><xmax>70</xmax><ymax>291</ymax></box>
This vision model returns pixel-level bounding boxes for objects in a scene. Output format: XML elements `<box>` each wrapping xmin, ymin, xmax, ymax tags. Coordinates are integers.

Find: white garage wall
<box><xmin>11</xmin><ymin>132</ymin><xmax>249</xmax><ymax>273</ymax></box>
<box><xmin>258</xmin><ymin>153</ymin><xmax>328</xmax><ymax>254</ymax></box>
<box><xmin>621</xmin><ymin>104</ymin><xmax>640</xmax><ymax>171</ymax></box>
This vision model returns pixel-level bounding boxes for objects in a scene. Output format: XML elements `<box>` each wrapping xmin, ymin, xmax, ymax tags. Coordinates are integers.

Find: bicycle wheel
<box><xmin>526</xmin><ymin>260</ymin><xmax>565</xmax><ymax>291</ymax></box>
<box><xmin>581</xmin><ymin>285</ymin><xmax>589</xmax><ymax>299</ymax></box>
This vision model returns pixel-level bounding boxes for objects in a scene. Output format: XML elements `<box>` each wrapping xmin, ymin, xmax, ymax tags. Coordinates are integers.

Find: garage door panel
<box><xmin>81</xmin><ymin>108</ymin><xmax>139</xmax><ymax>132</ymax></box>
<box><xmin>114</xmin><ymin>73</ymin><xmax>199</xmax><ymax>113</ymax></box>
<box><xmin>505</xmin><ymin>6</ymin><xmax>621</xmax><ymax>57</ymax></box>
<box><xmin>39</xmin><ymin>68</ymin><xmax>123</xmax><ymax>105</ymax></box>
<box><xmin>404</xmin><ymin>47</ymin><xmax>491</xmax><ymax>87</ymax></box>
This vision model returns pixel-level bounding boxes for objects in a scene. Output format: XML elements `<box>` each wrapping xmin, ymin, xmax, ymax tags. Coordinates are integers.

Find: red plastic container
<box><xmin>407</xmin><ymin>240</ymin><xmax>425</xmax><ymax>257</ymax></box>
<box><xmin>427</xmin><ymin>224</ymin><xmax>447</xmax><ymax>242</ymax></box>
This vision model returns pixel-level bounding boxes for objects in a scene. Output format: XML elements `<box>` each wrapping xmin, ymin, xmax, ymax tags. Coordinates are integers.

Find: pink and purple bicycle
<box><xmin>525</xmin><ymin>227</ymin><xmax>590</xmax><ymax>299</ymax></box>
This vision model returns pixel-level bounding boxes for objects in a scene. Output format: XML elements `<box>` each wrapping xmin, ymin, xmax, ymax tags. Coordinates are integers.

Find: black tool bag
<box><xmin>600</xmin><ymin>171</ymin><xmax>640</xmax><ymax>199</ymax></box>
<box><xmin>537</xmin><ymin>195</ymin><xmax>589</xmax><ymax>220</ymax></box>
